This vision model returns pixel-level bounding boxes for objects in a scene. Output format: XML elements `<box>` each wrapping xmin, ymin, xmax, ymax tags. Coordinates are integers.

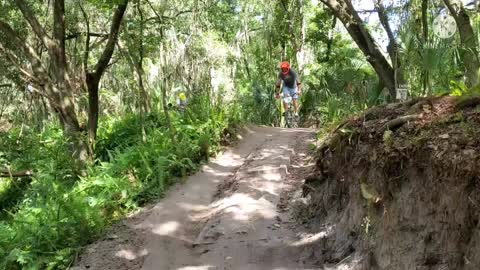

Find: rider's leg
<box><xmin>291</xmin><ymin>87</ymin><xmax>299</xmax><ymax>116</ymax></box>
<box><xmin>282</xmin><ymin>86</ymin><xmax>290</xmax><ymax>113</ymax></box>
<box><xmin>293</xmin><ymin>99</ymin><xmax>299</xmax><ymax>114</ymax></box>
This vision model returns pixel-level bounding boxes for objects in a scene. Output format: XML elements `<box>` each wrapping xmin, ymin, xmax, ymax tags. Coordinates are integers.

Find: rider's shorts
<box><xmin>282</xmin><ymin>85</ymin><xmax>298</xmax><ymax>99</ymax></box>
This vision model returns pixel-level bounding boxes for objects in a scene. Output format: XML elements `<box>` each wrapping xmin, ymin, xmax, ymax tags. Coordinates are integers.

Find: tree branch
<box><xmin>0</xmin><ymin>20</ymin><xmax>45</xmax><ymax>78</ymax></box>
<box><xmin>374</xmin><ymin>0</ymin><xmax>395</xmax><ymax>42</ymax></box>
<box><xmin>1</xmin><ymin>46</ymin><xmax>37</xmax><ymax>81</ymax></box>
<box><xmin>93</xmin><ymin>1</ymin><xmax>129</xmax><ymax>77</ymax></box>
<box><xmin>357</xmin><ymin>9</ymin><xmax>376</xmax><ymax>13</ymax></box>
<box><xmin>13</xmin><ymin>0</ymin><xmax>55</xmax><ymax>56</ymax></box>
<box><xmin>0</xmin><ymin>45</ymin><xmax>37</xmax><ymax>81</ymax></box>
<box><xmin>174</xmin><ymin>10</ymin><xmax>193</xmax><ymax>17</ymax></box>
<box><xmin>443</xmin><ymin>0</ymin><xmax>460</xmax><ymax>21</ymax></box>
<box><xmin>65</xmin><ymin>32</ymin><xmax>109</xmax><ymax>40</ymax></box>
<box><xmin>145</xmin><ymin>0</ymin><xmax>165</xmax><ymax>25</ymax></box>
<box><xmin>90</xmin><ymin>36</ymin><xmax>109</xmax><ymax>50</ymax></box>
<box><xmin>373</xmin><ymin>0</ymin><xmax>405</xmax><ymax>88</ymax></box>
<box><xmin>79</xmin><ymin>3</ymin><xmax>90</xmax><ymax>77</ymax></box>
<box><xmin>53</xmin><ymin>0</ymin><xmax>68</xmax><ymax>84</ymax></box>
<box><xmin>0</xmin><ymin>169</ymin><xmax>33</xmax><ymax>178</ymax></box>
<box><xmin>0</xmin><ymin>20</ymin><xmax>64</xmax><ymax>108</ymax></box>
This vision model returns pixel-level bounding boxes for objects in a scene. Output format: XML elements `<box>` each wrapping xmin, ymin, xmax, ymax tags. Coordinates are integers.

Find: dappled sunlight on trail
<box><xmin>73</xmin><ymin>126</ymin><xmax>322</xmax><ymax>270</ymax></box>
<box><xmin>138</xmin><ymin>126</ymin><xmax>319</xmax><ymax>270</ymax></box>
<box><xmin>115</xmin><ymin>248</ymin><xmax>149</xmax><ymax>261</ymax></box>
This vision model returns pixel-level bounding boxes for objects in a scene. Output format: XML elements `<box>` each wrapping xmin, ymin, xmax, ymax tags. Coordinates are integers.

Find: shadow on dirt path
<box><xmin>73</xmin><ymin>126</ymin><xmax>318</xmax><ymax>270</ymax></box>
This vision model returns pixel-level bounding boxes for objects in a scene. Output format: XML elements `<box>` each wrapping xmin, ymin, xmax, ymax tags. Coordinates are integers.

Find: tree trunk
<box><xmin>421</xmin><ymin>0</ymin><xmax>430</xmax><ymax>94</ymax></box>
<box><xmin>279</xmin><ymin>0</ymin><xmax>298</xmax><ymax>62</ymax></box>
<box><xmin>374</xmin><ymin>0</ymin><xmax>407</xmax><ymax>98</ymax></box>
<box><xmin>85</xmin><ymin>2</ymin><xmax>129</xmax><ymax>145</ymax></box>
<box><xmin>52</xmin><ymin>0</ymin><xmax>67</xmax><ymax>85</ymax></box>
<box><xmin>8</xmin><ymin>0</ymin><xmax>88</xmax><ymax>163</ymax></box>
<box><xmin>136</xmin><ymin>2</ymin><xmax>151</xmax><ymax>114</ymax></box>
<box><xmin>296</xmin><ymin>0</ymin><xmax>307</xmax><ymax>74</ymax></box>
<box><xmin>444</xmin><ymin>0</ymin><xmax>480</xmax><ymax>87</ymax></box>
<box><xmin>136</xmin><ymin>63</ymin><xmax>150</xmax><ymax>113</ymax></box>
<box><xmin>162</xmin><ymin>76</ymin><xmax>173</xmax><ymax>136</ymax></box>
<box><xmin>320</xmin><ymin>0</ymin><xmax>396</xmax><ymax>98</ymax></box>
<box><xmin>86</xmin><ymin>73</ymin><xmax>100</xmax><ymax>150</ymax></box>
<box><xmin>117</xmin><ymin>40</ymin><xmax>150</xmax><ymax>115</ymax></box>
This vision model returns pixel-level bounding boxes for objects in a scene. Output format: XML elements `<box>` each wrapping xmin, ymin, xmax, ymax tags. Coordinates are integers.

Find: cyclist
<box><xmin>173</xmin><ymin>87</ymin><xmax>188</xmax><ymax>112</ymax></box>
<box><xmin>275</xmin><ymin>61</ymin><xmax>302</xmax><ymax>117</ymax></box>
<box><xmin>177</xmin><ymin>92</ymin><xmax>187</xmax><ymax>109</ymax></box>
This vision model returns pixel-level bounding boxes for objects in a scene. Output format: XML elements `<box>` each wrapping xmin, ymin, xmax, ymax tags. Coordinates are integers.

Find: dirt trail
<box><xmin>73</xmin><ymin>126</ymin><xmax>318</xmax><ymax>270</ymax></box>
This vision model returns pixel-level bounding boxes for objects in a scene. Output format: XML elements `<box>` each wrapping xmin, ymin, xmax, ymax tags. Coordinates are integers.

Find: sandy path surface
<box><xmin>73</xmin><ymin>126</ymin><xmax>318</xmax><ymax>270</ymax></box>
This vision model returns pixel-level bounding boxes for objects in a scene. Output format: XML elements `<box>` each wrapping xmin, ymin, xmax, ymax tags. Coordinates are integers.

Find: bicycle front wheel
<box><xmin>285</xmin><ymin>110</ymin><xmax>292</xmax><ymax>128</ymax></box>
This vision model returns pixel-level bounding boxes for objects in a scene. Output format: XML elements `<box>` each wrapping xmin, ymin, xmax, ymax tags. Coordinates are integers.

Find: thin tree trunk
<box><xmin>117</xmin><ymin>40</ymin><xmax>148</xmax><ymax>113</ymax></box>
<box><xmin>162</xmin><ymin>76</ymin><xmax>173</xmax><ymax>135</ymax></box>
<box><xmin>86</xmin><ymin>2</ymin><xmax>129</xmax><ymax>147</ymax></box>
<box><xmin>444</xmin><ymin>0</ymin><xmax>480</xmax><ymax>87</ymax></box>
<box><xmin>86</xmin><ymin>74</ymin><xmax>99</xmax><ymax>150</ymax></box>
<box><xmin>374</xmin><ymin>0</ymin><xmax>407</xmax><ymax>98</ymax></box>
<box><xmin>157</xmin><ymin>40</ymin><xmax>174</xmax><ymax>138</ymax></box>
<box><xmin>243</xmin><ymin>55</ymin><xmax>251</xmax><ymax>79</ymax></box>
<box><xmin>53</xmin><ymin>0</ymin><xmax>67</xmax><ymax>85</ymax></box>
<box><xmin>320</xmin><ymin>0</ymin><xmax>396</xmax><ymax>98</ymax></box>
<box><xmin>421</xmin><ymin>0</ymin><xmax>429</xmax><ymax>94</ymax></box>
<box><xmin>136</xmin><ymin>63</ymin><xmax>149</xmax><ymax>111</ymax></box>
<box><xmin>79</xmin><ymin>3</ymin><xmax>90</xmax><ymax>90</ymax></box>
<box><xmin>298</xmin><ymin>0</ymin><xmax>307</xmax><ymax>74</ymax></box>
<box><xmin>280</xmin><ymin>0</ymin><xmax>299</xmax><ymax>54</ymax></box>
<box><xmin>117</xmin><ymin>37</ymin><xmax>148</xmax><ymax>142</ymax></box>
<box><xmin>136</xmin><ymin>2</ymin><xmax>151</xmax><ymax>114</ymax></box>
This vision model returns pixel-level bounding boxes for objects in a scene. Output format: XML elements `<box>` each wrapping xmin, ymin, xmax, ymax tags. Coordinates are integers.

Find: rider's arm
<box><xmin>275</xmin><ymin>79</ymin><xmax>282</xmax><ymax>94</ymax></box>
<box><xmin>296</xmin><ymin>78</ymin><xmax>302</xmax><ymax>93</ymax></box>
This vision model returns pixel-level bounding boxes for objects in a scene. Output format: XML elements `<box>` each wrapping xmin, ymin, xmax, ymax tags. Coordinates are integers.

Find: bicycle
<box><xmin>282</xmin><ymin>93</ymin><xmax>298</xmax><ymax>128</ymax></box>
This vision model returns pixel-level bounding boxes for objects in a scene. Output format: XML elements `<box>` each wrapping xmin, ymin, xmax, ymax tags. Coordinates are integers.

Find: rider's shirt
<box><xmin>278</xmin><ymin>68</ymin><xmax>298</xmax><ymax>89</ymax></box>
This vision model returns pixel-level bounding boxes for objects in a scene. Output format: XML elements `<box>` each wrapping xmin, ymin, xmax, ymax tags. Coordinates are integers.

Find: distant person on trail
<box><xmin>177</xmin><ymin>92</ymin><xmax>187</xmax><ymax>108</ymax></box>
<box><xmin>275</xmin><ymin>61</ymin><xmax>301</xmax><ymax>117</ymax></box>
<box><xmin>173</xmin><ymin>86</ymin><xmax>188</xmax><ymax>112</ymax></box>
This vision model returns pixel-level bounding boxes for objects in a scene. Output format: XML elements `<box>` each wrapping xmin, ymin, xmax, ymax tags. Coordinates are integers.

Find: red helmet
<box><xmin>280</xmin><ymin>61</ymin><xmax>290</xmax><ymax>75</ymax></box>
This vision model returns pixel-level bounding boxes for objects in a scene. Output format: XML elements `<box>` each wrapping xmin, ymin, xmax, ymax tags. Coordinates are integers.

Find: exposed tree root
<box><xmin>382</xmin><ymin>114</ymin><xmax>420</xmax><ymax>131</ymax></box>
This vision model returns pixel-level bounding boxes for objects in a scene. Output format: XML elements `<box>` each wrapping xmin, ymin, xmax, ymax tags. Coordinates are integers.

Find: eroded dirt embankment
<box><xmin>300</xmin><ymin>96</ymin><xmax>480</xmax><ymax>270</ymax></box>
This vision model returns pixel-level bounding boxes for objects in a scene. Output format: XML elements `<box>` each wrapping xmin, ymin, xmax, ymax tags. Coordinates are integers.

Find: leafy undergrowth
<box><xmin>299</xmin><ymin>96</ymin><xmax>480</xmax><ymax>270</ymax></box>
<box><xmin>0</xmin><ymin>105</ymin><xmax>242</xmax><ymax>270</ymax></box>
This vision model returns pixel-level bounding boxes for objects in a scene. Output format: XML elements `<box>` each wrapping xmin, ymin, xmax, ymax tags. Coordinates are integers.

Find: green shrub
<box><xmin>0</xmin><ymin>100</ymin><xmax>242</xmax><ymax>269</ymax></box>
